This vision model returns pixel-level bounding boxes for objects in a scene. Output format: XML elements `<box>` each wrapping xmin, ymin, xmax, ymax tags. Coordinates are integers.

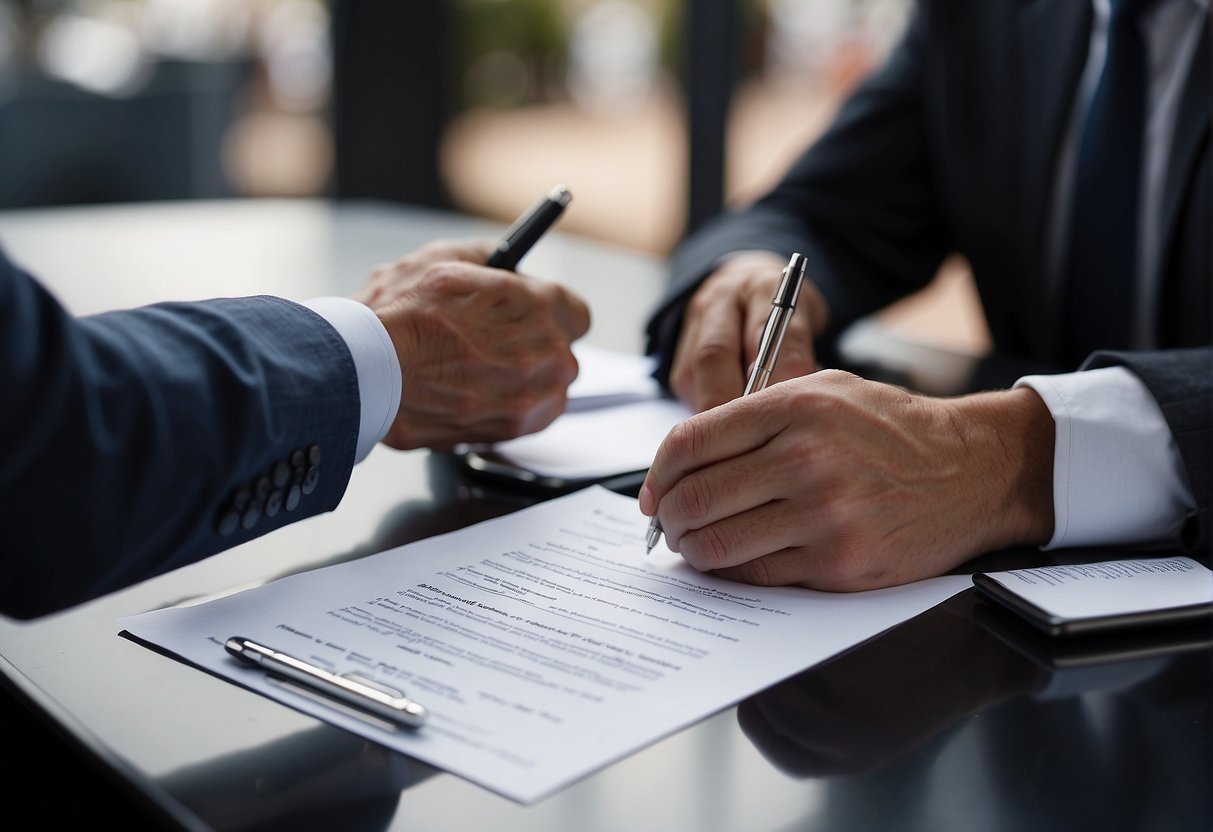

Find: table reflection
<box><xmin>737</xmin><ymin>591</ymin><xmax>1213</xmax><ymax>831</ymax></box>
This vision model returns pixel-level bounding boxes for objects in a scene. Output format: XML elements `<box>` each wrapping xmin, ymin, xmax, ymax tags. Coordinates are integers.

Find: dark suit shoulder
<box><xmin>0</xmin><ymin>250</ymin><xmax>362</xmax><ymax>619</ymax></box>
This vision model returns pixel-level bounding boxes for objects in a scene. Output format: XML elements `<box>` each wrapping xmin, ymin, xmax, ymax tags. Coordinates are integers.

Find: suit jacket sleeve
<box><xmin>646</xmin><ymin>5</ymin><xmax>952</xmax><ymax>387</ymax></box>
<box><xmin>1083</xmin><ymin>349</ymin><xmax>1213</xmax><ymax>556</ymax></box>
<box><xmin>0</xmin><ymin>249</ymin><xmax>363</xmax><ymax>619</ymax></box>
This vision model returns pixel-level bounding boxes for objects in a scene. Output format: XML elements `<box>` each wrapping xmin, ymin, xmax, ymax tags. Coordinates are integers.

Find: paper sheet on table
<box><xmin>977</xmin><ymin>557</ymin><xmax>1213</xmax><ymax>619</ymax></box>
<box><xmin>121</xmin><ymin>487</ymin><xmax>970</xmax><ymax>804</ymax></box>
<box><xmin>465</xmin><ymin>343</ymin><xmax>693</xmax><ymax>480</ymax></box>
<box><xmin>478</xmin><ymin>398</ymin><xmax>692</xmax><ymax>480</ymax></box>
<box><xmin>564</xmin><ymin>343</ymin><xmax>663</xmax><ymax>410</ymax></box>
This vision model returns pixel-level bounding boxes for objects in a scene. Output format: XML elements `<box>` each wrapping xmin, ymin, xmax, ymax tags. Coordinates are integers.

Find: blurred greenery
<box><xmin>451</xmin><ymin>0</ymin><xmax>769</xmax><ymax>110</ymax></box>
<box><xmin>452</xmin><ymin>0</ymin><xmax>570</xmax><ymax>107</ymax></box>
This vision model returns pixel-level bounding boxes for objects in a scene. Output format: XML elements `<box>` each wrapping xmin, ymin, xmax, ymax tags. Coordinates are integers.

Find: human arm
<box><xmin>641</xmin><ymin>0</ymin><xmax>1209</xmax><ymax>580</ymax></box>
<box><xmin>351</xmin><ymin>240</ymin><xmax>592</xmax><ymax>450</ymax></box>
<box><xmin>640</xmin><ymin>348</ymin><xmax>1211</xmax><ymax>590</ymax></box>
<box><xmin>638</xmin><ymin>370</ymin><xmax>1054</xmax><ymax>590</ymax></box>
<box><xmin>0</xmin><ymin>251</ymin><xmax>362</xmax><ymax>618</ymax></box>
<box><xmin>664</xmin><ymin>252</ymin><xmax>827</xmax><ymax>412</ymax></box>
<box><xmin>0</xmin><ymin>241</ymin><xmax>589</xmax><ymax>619</ymax></box>
<box><xmin>646</xmin><ymin>5</ymin><xmax>951</xmax><ymax>406</ymax></box>
<box><xmin>1018</xmin><ymin>350</ymin><xmax>1210</xmax><ymax>555</ymax></box>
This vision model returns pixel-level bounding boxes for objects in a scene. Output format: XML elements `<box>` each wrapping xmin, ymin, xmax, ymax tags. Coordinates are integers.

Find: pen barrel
<box><xmin>743</xmin><ymin>307</ymin><xmax>793</xmax><ymax>396</ymax></box>
<box><xmin>505</xmin><ymin>203</ymin><xmax>563</xmax><ymax>253</ymax></box>
<box><xmin>485</xmin><ymin>243</ymin><xmax>517</xmax><ymax>270</ymax></box>
<box><xmin>743</xmin><ymin>368</ymin><xmax>772</xmax><ymax>396</ymax></box>
<box><xmin>228</xmin><ymin>639</ymin><xmax>426</xmax><ymax>727</ymax></box>
<box><xmin>277</xmin><ymin>654</ymin><xmax>427</xmax><ymax>726</ymax></box>
<box><xmin>485</xmin><ymin>189</ymin><xmax>570</xmax><ymax>270</ymax></box>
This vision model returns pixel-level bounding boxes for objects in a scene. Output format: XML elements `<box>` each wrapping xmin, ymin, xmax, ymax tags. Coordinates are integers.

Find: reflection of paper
<box><xmin>122</xmin><ymin>487</ymin><xmax>970</xmax><ymax>804</ymax></box>
<box><xmin>979</xmin><ymin>557</ymin><xmax>1213</xmax><ymax>619</ymax></box>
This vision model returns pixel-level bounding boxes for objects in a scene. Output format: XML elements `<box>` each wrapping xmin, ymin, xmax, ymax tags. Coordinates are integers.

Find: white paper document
<box><xmin>121</xmin><ymin>487</ymin><xmax>970</xmax><ymax>804</ymax></box>
<box><xmin>474</xmin><ymin>398</ymin><xmax>692</xmax><ymax>480</ymax></box>
<box><xmin>563</xmin><ymin>343</ymin><xmax>663</xmax><ymax>410</ymax></box>
<box><xmin>463</xmin><ymin>343</ymin><xmax>692</xmax><ymax>480</ymax></box>
<box><xmin>977</xmin><ymin>557</ymin><xmax>1213</xmax><ymax>619</ymax></box>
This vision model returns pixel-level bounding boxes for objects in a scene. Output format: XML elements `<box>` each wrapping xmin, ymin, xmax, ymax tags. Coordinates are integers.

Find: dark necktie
<box><xmin>1064</xmin><ymin>0</ymin><xmax>1152</xmax><ymax>363</ymax></box>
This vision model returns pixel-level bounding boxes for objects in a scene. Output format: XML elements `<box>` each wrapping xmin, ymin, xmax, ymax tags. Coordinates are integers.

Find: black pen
<box><xmin>485</xmin><ymin>185</ymin><xmax>572</xmax><ymax>270</ymax></box>
<box><xmin>225</xmin><ymin>636</ymin><xmax>428</xmax><ymax>728</ymax></box>
<box><xmin>646</xmin><ymin>252</ymin><xmax>808</xmax><ymax>554</ymax></box>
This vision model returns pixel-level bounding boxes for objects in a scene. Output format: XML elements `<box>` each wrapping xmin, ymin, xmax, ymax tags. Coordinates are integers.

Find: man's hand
<box><xmin>639</xmin><ymin>370</ymin><xmax>1055</xmax><ymax>590</ymax></box>
<box><xmin>351</xmin><ymin>239</ymin><xmax>495</xmax><ymax>310</ymax></box>
<box><xmin>670</xmin><ymin>252</ymin><xmax>828</xmax><ymax>413</ymax></box>
<box><xmin>368</xmin><ymin>249</ymin><xmax>590</xmax><ymax>450</ymax></box>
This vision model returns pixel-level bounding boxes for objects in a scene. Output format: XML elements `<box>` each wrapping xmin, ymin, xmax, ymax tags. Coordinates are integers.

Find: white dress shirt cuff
<box><xmin>304</xmin><ymin>297</ymin><xmax>401</xmax><ymax>464</ymax></box>
<box><xmin>1014</xmin><ymin>367</ymin><xmax>1194</xmax><ymax>550</ymax></box>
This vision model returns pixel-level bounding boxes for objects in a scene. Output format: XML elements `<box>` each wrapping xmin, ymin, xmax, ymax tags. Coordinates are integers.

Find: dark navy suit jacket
<box><xmin>0</xmin><ymin>250</ymin><xmax>362</xmax><ymax>619</ymax></box>
<box><xmin>646</xmin><ymin>0</ymin><xmax>1211</xmax><ymax>553</ymax></box>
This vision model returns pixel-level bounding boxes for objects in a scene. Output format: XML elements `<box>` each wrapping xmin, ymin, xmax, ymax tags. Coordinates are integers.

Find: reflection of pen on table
<box><xmin>486</xmin><ymin>184</ymin><xmax>572</xmax><ymax>270</ymax></box>
<box><xmin>225</xmin><ymin>637</ymin><xmax>428</xmax><ymax>728</ymax></box>
<box><xmin>645</xmin><ymin>252</ymin><xmax>808</xmax><ymax>554</ymax></box>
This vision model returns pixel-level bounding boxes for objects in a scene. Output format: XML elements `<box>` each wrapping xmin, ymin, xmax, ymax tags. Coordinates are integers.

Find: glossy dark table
<box><xmin>1</xmin><ymin>200</ymin><xmax>1209</xmax><ymax>831</ymax></box>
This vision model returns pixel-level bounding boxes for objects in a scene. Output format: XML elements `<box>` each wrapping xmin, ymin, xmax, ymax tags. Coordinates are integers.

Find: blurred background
<box><xmin>0</xmin><ymin>0</ymin><xmax>988</xmax><ymax>353</ymax></box>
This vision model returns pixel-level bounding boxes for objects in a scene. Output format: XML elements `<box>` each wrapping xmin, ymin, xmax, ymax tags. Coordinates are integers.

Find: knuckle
<box><xmin>809</xmin><ymin>494</ymin><xmax>850</xmax><ymax>539</ymax></box>
<box><xmin>500</xmin><ymin>416</ymin><xmax>529</xmax><ymax>440</ymax></box>
<box><xmin>693</xmin><ymin>340</ymin><xmax>736</xmax><ymax>371</ymax></box>
<box><xmin>668</xmin><ymin>362</ymin><xmax>694</xmax><ymax>402</ymax></box>
<box><xmin>505</xmin><ymin>388</ymin><xmax>553</xmax><ymax>436</ymax></box>
<box><xmin>672</xmin><ymin>472</ymin><xmax>712</xmax><ymax>522</ymax></box>
<box><xmin>421</xmin><ymin>238</ymin><xmax>455</xmax><ymax>258</ymax></box>
<box><xmin>693</xmin><ymin>271</ymin><xmax>740</xmax><ymax>305</ymax></box>
<box><xmin>813</xmin><ymin>368</ymin><xmax>860</xmax><ymax>386</ymax></box>
<box><xmin>663</xmin><ymin>417</ymin><xmax>707</xmax><ymax>460</ymax></box>
<box><xmin>512</xmin><ymin>396</ymin><xmax>560</xmax><ymax>437</ymax></box>
<box><xmin>795</xmin><ymin>385</ymin><xmax>845</xmax><ymax>419</ymax></box>
<box><xmin>539</xmin><ymin>319</ymin><xmax>570</xmax><ymax>347</ymax></box>
<box><xmin>573</xmin><ymin>296</ymin><xmax>592</xmax><ymax>330</ymax></box>
<box><xmin>683</xmin><ymin>523</ymin><xmax>732</xmax><ymax>568</ymax></box>
<box><xmin>423</xmin><ymin>261</ymin><xmax>474</xmax><ymax>288</ymax></box>
<box><xmin>534</xmin><ymin>391</ymin><xmax>567</xmax><ymax>430</ymax></box>
<box><xmin>519</xmin><ymin>281</ymin><xmax>548</xmax><ymax>308</ymax></box>
<box><xmin>737</xmin><ymin>557</ymin><xmax>776</xmax><ymax>587</ymax></box>
<box><xmin>686</xmin><ymin>285</ymin><xmax>717</xmax><ymax>313</ymax></box>
<box><xmin>558</xmin><ymin>352</ymin><xmax>580</xmax><ymax>387</ymax></box>
<box><xmin>813</xmin><ymin>541</ymin><xmax>869</xmax><ymax>590</ymax></box>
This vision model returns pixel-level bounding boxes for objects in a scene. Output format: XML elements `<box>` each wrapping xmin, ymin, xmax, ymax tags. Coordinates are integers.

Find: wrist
<box><xmin>373</xmin><ymin>302</ymin><xmax>421</xmax><ymax>449</ymax></box>
<box><xmin>305</xmin><ymin>297</ymin><xmax>402</xmax><ymax>462</ymax></box>
<box><xmin>945</xmin><ymin>386</ymin><xmax>1055</xmax><ymax>551</ymax></box>
<box><xmin>374</xmin><ymin>302</ymin><xmax>418</xmax><ymax>367</ymax></box>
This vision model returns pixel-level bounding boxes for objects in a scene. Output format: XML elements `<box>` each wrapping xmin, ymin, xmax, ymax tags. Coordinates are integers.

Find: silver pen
<box><xmin>646</xmin><ymin>252</ymin><xmax>808</xmax><ymax>554</ymax></box>
<box><xmin>225</xmin><ymin>636</ymin><xmax>428</xmax><ymax>728</ymax></box>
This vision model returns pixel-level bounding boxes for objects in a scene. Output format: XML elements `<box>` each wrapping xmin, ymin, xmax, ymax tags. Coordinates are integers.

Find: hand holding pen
<box><xmin>645</xmin><ymin>253</ymin><xmax>808</xmax><ymax>553</ymax></box>
<box><xmin>360</xmin><ymin>189</ymin><xmax>589</xmax><ymax>451</ymax></box>
<box><xmin>640</xmin><ymin>243</ymin><xmax>1046</xmax><ymax>590</ymax></box>
<box><xmin>349</xmin><ymin>184</ymin><xmax>571</xmax><ymax>309</ymax></box>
